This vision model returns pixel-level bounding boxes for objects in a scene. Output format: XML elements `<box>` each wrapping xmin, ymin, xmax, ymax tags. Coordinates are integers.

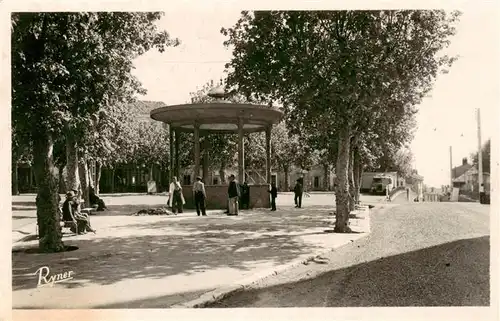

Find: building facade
<box><xmin>451</xmin><ymin>157</ymin><xmax>489</xmax><ymax>193</ymax></box>
<box><xmin>14</xmin><ymin>162</ymin><xmax>336</xmax><ymax>194</ymax></box>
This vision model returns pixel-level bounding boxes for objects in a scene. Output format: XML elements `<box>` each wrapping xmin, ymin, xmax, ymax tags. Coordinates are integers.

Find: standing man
<box><xmin>168</xmin><ymin>176</ymin><xmax>185</xmax><ymax>214</ymax></box>
<box><xmin>269</xmin><ymin>182</ymin><xmax>278</xmax><ymax>211</ymax></box>
<box><xmin>193</xmin><ymin>176</ymin><xmax>207</xmax><ymax>216</ymax></box>
<box><xmin>294</xmin><ymin>178</ymin><xmax>303</xmax><ymax>208</ymax></box>
<box><xmin>240</xmin><ymin>181</ymin><xmax>250</xmax><ymax>209</ymax></box>
<box><xmin>227</xmin><ymin>174</ymin><xmax>240</xmax><ymax>215</ymax></box>
<box><xmin>386</xmin><ymin>179</ymin><xmax>393</xmax><ymax>202</ymax></box>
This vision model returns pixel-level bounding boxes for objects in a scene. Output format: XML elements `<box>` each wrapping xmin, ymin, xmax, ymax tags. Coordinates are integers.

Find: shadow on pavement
<box><xmin>12</xmin><ymin>201</ymin><xmax>365</xmax><ymax>308</ymax></box>
<box><xmin>206</xmin><ymin>236</ymin><xmax>490</xmax><ymax>307</ymax></box>
<box><xmin>115</xmin><ymin>205</ymin><xmax>337</xmax><ymax>231</ymax></box>
<box><xmin>13</xmin><ymin>215</ymin><xmax>35</xmax><ymax>220</ymax></box>
<box><xmin>12</xmin><ymin>201</ymin><xmax>36</xmax><ymax>207</ymax></box>
<box><xmin>12</xmin><ymin>229</ymin><xmax>324</xmax><ymax>291</ymax></box>
<box><xmin>12</xmin><ymin>207</ymin><xmax>36</xmax><ymax>212</ymax></box>
<box><xmin>12</xmin><ymin>230</ymin><xmax>32</xmax><ymax>235</ymax></box>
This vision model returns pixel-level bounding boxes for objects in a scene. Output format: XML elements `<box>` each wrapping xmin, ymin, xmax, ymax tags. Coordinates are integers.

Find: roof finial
<box><xmin>208</xmin><ymin>84</ymin><xmax>228</xmax><ymax>100</ymax></box>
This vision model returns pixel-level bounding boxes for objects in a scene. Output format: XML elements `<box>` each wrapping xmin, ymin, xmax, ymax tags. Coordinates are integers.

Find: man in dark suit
<box><xmin>269</xmin><ymin>182</ymin><xmax>278</xmax><ymax>211</ymax></box>
<box><xmin>193</xmin><ymin>176</ymin><xmax>207</xmax><ymax>216</ymax></box>
<box><xmin>294</xmin><ymin>178</ymin><xmax>303</xmax><ymax>208</ymax></box>
<box><xmin>240</xmin><ymin>181</ymin><xmax>250</xmax><ymax>209</ymax></box>
<box><xmin>227</xmin><ymin>174</ymin><xmax>240</xmax><ymax>215</ymax></box>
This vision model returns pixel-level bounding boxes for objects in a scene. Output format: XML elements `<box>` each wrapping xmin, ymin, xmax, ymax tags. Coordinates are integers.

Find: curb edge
<box><xmin>171</xmin><ymin>207</ymin><xmax>371</xmax><ymax>309</ymax></box>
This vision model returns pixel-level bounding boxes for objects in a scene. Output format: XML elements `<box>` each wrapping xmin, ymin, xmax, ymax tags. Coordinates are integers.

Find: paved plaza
<box><xmin>12</xmin><ymin>192</ymin><xmax>376</xmax><ymax>308</ymax></box>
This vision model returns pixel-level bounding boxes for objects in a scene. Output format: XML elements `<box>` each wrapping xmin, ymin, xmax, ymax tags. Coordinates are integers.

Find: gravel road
<box><xmin>206</xmin><ymin>202</ymin><xmax>490</xmax><ymax>307</ymax></box>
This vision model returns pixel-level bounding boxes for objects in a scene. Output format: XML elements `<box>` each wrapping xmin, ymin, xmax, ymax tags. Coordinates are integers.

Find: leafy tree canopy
<box><xmin>12</xmin><ymin>12</ymin><xmax>179</xmax><ymax>139</ymax></box>
<box><xmin>221</xmin><ymin>10</ymin><xmax>459</xmax><ymax>142</ymax></box>
<box><xmin>471</xmin><ymin>138</ymin><xmax>491</xmax><ymax>174</ymax></box>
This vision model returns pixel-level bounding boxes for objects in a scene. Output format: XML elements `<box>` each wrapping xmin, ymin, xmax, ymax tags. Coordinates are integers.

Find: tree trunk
<box><xmin>203</xmin><ymin>137</ymin><xmax>210</xmax><ymax>182</ymax></box>
<box><xmin>110</xmin><ymin>168</ymin><xmax>115</xmax><ymax>193</ymax></box>
<box><xmin>148</xmin><ymin>164</ymin><xmax>154</xmax><ymax>194</ymax></box>
<box><xmin>135</xmin><ymin>166</ymin><xmax>139</xmax><ymax>193</ymax></box>
<box><xmin>283</xmin><ymin>165</ymin><xmax>289</xmax><ymax>192</ymax></box>
<box><xmin>32</xmin><ymin>131</ymin><xmax>65</xmax><ymax>252</ymax></box>
<box><xmin>334</xmin><ymin>128</ymin><xmax>352</xmax><ymax>233</ymax></box>
<box><xmin>348</xmin><ymin>147</ymin><xmax>356</xmax><ymax>212</ymax></box>
<box><xmin>12</xmin><ymin>158</ymin><xmax>19</xmax><ymax>195</ymax></box>
<box><xmin>323</xmin><ymin>163</ymin><xmax>329</xmax><ymax>191</ymax></box>
<box><xmin>29</xmin><ymin>166</ymin><xmax>33</xmax><ymax>191</ymax></box>
<box><xmin>359</xmin><ymin>163</ymin><xmax>364</xmax><ymax>188</ymax></box>
<box><xmin>95</xmin><ymin>161</ymin><xmax>102</xmax><ymax>195</ymax></box>
<box><xmin>87</xmin><ymin>160</ymin><xmax>94</xmax><ymax>190</ymax></box>
<box><xmin>175</xmin><ymin>131</ymin><xmax>180</xmax><ymax>179</ymax></box>
<box><xmin>78</xmin><ymin>153</ymin><xmax>90</xmax><ymax>208</ymax></box>
<box><xmin>219</xmin><ymin>161</ymin><xmax>226</xmax><ymax>184</ymax></box>
<box><xmin>57</xmin><ymin>165</ymin><xmax>66</xmax><ymax>194</ymax></box>
<box><xmin>65</xmin><ymin>136</ymin><xmax>80</xmax><ymax>192</ymax></box>
<box><xmin>353</xmin><ymin>149</ymin><xmax>361</xmax><ymax>205</ymax></box>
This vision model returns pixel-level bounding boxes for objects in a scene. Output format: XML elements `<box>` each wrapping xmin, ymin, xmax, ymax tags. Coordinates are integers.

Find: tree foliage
<box><xmin>471</xmin><ymin>138</ymin><xmax>491</xmax><ymax>174</ymax></box>
<box><xmin>372</xmin><ymin>146</ymin><xmax>414</xmax><ymax>177</ymax></box>
<box><xmin>119</xmin><ymin>101</ymin><xmax>170</xmax><ymax>168</ymax></box>
<box><xmin>11</xmin><ymin>12</ymin><xmax>179</xmax><ymax>252</ymax></box>
<box><xmin>271</xmin><ymin>122</ymin><xmax>301</xmax><ymax>172</ymax></box>
<box><xmin>12</xmin><ymin>12</ymin><xmax>178</xmax><ymax>140</ymax></box>
<box><xmin>222</xmin><ymin>10</ymin><xmax>460</xmax><ymax>232</ymax></box>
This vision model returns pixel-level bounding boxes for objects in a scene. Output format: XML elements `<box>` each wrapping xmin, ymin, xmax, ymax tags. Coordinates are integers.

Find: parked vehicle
<box><xmin>370</xmin><ymin>174</ymin><xmax>394</xmax><ymax>195</ymax></box>
<box><xmin>361</xmin><ymin>171</ymin><xmax>401</xmax><ymax>195</ymax></box>
<box><xmin>360</xmin><ymin>172</ymin><xmax>378</xmax><ymax>193</ymax></box>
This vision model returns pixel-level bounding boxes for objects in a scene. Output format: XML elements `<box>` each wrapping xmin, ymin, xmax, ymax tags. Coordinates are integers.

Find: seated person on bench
<box><xmin>62</xmin><ymin>191</ymin><xmax>96</xmax><ymax>235</ymax></box>
<box><xmin>89</xmin><ymin>187</ymin><xmax>107</xmax><ymax>211</ymax></box>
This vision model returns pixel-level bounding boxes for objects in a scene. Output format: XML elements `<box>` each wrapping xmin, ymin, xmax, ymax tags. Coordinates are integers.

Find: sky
<box><xmin>132</xmin><ymin>7</ymin><xmax>499</xmax><ymax>188</ymax></box>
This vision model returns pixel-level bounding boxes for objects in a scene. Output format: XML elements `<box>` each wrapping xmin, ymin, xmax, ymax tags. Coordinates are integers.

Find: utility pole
<box><xmin>477</xmin><ymin>108</ymin><xmax>483</xmax><ymax>193</ymax></box>
<box><xmin>449</xmin><ymin>145</ymin><xmax>453</xmax><ymax>193</ymax></box>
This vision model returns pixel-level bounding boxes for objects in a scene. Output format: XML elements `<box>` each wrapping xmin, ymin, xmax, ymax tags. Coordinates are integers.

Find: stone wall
<box><xmin>247</xmin><ymin>184</ymin><xmax>272</xmax><ymax>209</ymax></box>
<box><xmin>181</xmin><ymin>184</ymin><xmax>271</xmax><ymax>210</ymax></box>
<box><xmin>279</xmin><ymin>165</ymin><xmax>335</xmax><ymax>192</ymax></box>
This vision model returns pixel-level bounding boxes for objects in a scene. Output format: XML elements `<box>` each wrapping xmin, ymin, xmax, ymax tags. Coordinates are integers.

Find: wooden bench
<box><xmin>60</xmin><ymin>220</ymin><xmax>77</xmax><ymax>233</ymax></box>
<box><xmin>81</xmin><ymin>207</ymin><xmax>96</xmax><ymax>215</ymax></box>
<box><xmin>35</xmin><ymin>204</ymin><xmax>96</xmax><ymax>236</ymax></box>
<box><xmin>36</xmin><ymin>220</ymin><xmax>77</xmax><ymax>236</ymax></box>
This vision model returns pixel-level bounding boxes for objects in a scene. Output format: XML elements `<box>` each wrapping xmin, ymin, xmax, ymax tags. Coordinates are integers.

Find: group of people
<box><xmin>271</xmin><ymin>178</ymin><xmax>305</xmax><ymax>210</ymax></box>
<box><xmin>166</xmin><ymin>174</ymin><xmax>255</xmax><ymax>216</ymax></box>
<box><xmin>166</xmin><ymin>174</ymin><xmax>307</xmax><ymax>215</ymax></box>
<box><xmin>168</xmin><ymin>175</ymin><xmax>213</xmax><ymax>216</ymax></box>
<box><xmin>36</xmin><ymin>187</ymin><xmax>106</xmax><ymax>236</ymax></box>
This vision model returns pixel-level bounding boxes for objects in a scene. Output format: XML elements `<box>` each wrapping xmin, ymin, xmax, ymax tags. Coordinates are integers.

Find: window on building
<box><xmin>271</xmin><ymin>174</ymin><xmax>277</xmax><ymax>186</ymax></box>
<box><xmin>314</xmin><ymin>176</ymin><xmax>320</xmax><ymax>188</ymax></box>
<box><xmin>183</xmin><ymin>175</ymin><xmax>191</xmax><ymax>185</ymax></box>
<box><xmin>213</xmin><ymin>177</ymin><xmax>219</xmax><ymax>185</ymax></box>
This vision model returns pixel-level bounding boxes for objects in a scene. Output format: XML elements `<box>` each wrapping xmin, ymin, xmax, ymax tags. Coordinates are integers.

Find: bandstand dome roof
<box><xmin>150</xmin><ymin>91</ymin><xmax>284</xmax><ymax>134</ymax></box>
